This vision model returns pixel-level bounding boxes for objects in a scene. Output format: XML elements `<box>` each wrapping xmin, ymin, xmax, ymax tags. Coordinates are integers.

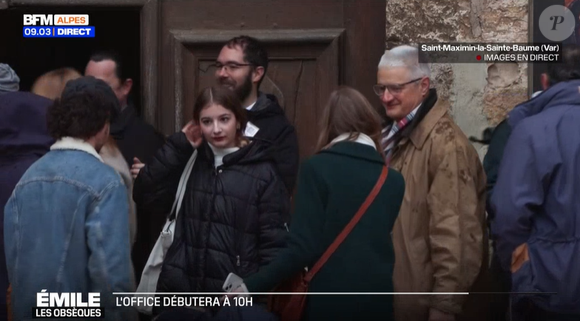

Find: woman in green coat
<box><xmin>234</xmin><ymin>87</ymin><xmax>405</xmax><ymax>321</ymax></box>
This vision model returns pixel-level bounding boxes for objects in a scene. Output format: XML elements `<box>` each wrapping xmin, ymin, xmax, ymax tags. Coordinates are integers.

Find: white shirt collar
<box><xmin>330</xmin><ymin>133</ymin><xmax>377</xmax><ymax>150</ymax></box>
<box><xmin>245</xmin><ymin>101</ymin><xmax>257</xmax><ymax>110</ymax></box>
<box><xmin>50</xmin><ymin>137</ymin><xmax>104</xmax><ymax>162</ymax></box>
<box><xmin>412</xmin><ymin>103</ymin><xmax>422</xmax><ymax>114</ymax></box>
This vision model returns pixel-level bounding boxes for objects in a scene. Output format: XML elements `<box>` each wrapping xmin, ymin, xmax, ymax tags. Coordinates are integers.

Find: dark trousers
<box><xmin>489</xmin><ymin>251</ymin><xmax>511</xmax><ymax>321</ymax></box>
<box><xmin>512</xmin><ymin>298</ymin><xmax>580</xmax><ymax>321</ymax></box>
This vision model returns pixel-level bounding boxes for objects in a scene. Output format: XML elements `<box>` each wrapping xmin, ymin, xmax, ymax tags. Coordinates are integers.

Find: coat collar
<box><xmin>508</xmin><ymin>79</ymin><xmax>580</xmax><ymax>128</ymax></box>
<box><xmin>50</xmin><ymin>137</ymin><xmax>103</xmax><ymax>162</ymax></box>
<box><xmin>329</xmin><ymin>133</ymin><xmax>377</xmax><ymax>150</ymax></box>
<box><xmin>110</xmin><ymin>104</ymin><xmax>137</xmax><ymax>139</ymax></box>
<box><xmin>319</xmin><ymin>140</ymin><xmax>384</xmax><ymax>164</ymax></box>
<box><xmin>406</xmin><ymin>98</ymin><xmax>449</xmax><ymax>149</ymax></box>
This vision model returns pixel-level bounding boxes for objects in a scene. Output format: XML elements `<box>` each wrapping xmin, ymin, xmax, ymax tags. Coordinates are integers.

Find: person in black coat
<box><xmin>246</xmin><ymin>93</ymin><xmax>298</xmax><ymax>194</ymax></box>
<box><xmin>85</xmin><ymin>50</ymin><xmax>165</xmax><ymax>166</ymax></box>
<box><xmin>215</xmin><ymin>36</ymin><xmax>299</xmax><ymax>194</ymax></box>
<box><xmin>85</xmin><ymin>51</ymin><xmax>166</xmax><ymax>288</ymax></box>
<box><xmin>133</xmin><ymin>86</ymin><xmax>290</xmax><ymax>316</ymax></box>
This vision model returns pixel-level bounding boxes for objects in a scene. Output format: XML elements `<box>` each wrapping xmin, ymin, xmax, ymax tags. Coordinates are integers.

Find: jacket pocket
<box><xmin>511</xmin><ymin>259</ymin><xmax>535</xmax><ymax>294</ymax></box>
<box><xmin>524</xmin><ymin>240</ymin><xmax>580</xmax><ymax>313</ymax></box>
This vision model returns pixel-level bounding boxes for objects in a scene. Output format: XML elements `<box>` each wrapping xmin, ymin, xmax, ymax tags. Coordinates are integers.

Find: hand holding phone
<box><xmin>222</xmin><ymin>273</ymin><xmax>244</xmax><ymax>292</ymax></box>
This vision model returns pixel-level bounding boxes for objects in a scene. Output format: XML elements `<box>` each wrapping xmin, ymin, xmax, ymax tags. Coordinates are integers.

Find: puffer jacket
<box><xmin>133</xmin><ymin>132</ymin><xmax>290</xmax><ymax>296</ymax></box>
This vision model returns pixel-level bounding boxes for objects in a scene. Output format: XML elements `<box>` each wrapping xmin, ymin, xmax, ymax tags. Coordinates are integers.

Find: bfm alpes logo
<box><xmin>34</xmin><ymin>290</ymin><xmax>103</xmax><ymax>318</ymax></box>
<box><xmin>23</xmin><ymin>14</ymin><xmax>95</xmax><ymax>38</ymax></box>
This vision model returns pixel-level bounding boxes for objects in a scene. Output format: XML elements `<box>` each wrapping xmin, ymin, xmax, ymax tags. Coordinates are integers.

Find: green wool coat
<box><xmin>244</xmin><ymin>141</ymin><xmax>405</xmax><ymax>321</ymax></box>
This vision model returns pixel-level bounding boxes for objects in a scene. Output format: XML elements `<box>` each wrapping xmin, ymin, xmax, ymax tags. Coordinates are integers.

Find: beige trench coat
<box><xmin>389</xmin><ymin>98</ymin><xmax>489</xmax><ymax>321</ymax></box>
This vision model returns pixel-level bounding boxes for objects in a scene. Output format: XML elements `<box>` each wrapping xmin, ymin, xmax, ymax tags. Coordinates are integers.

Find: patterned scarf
<box><xmin>381</xmin><ymin>104</ymin><xmax>421</xmax><ymax>163</ymax></box>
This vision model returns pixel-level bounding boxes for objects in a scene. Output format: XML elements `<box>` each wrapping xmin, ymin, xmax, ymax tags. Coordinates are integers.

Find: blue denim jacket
<box><xmin>4</xmin><ymin>138</ymin><xmax>137</xmax><ymax>321</ymax></box>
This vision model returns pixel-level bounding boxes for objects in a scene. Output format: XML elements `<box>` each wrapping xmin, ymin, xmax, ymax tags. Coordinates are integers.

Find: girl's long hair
<box><xmin>193</xmin><ymin>86</ymin><xmax>248</xmax><ymax>146</ymax></box>
<box><xmin>32</xmin><ymin>68</ymin><xmax>82</xmax><ymax>100</ymax></box>
<box><xmin>315</xmin><ymin>86</ymin><xmax>384</xmax><ymax>156</ymax></box>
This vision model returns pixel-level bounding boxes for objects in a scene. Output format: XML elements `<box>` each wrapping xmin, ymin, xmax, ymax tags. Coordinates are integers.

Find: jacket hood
<box><xmin>0</xmin><ymin>91</ymin><xmax>54</xmax><ymax>157</ymax></box>
<box><xmin>248</xmin><ymin>92</ymin><xmax>285</xmax><ymax>118</ymax></box>
<box><xmin>509</xmin><ymin>79</ymin><xmax>580</xmax><ymax>128</ymax></box>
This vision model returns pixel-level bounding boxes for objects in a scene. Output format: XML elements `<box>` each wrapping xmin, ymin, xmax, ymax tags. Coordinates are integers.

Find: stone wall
<box><xmin>385</xmin><ymin>0</ymin><xmax>529</xmax><ymax>158</ymax></box>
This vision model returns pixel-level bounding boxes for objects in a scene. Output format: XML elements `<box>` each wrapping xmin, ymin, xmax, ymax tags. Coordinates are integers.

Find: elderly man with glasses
<box><xmin>375</xmin><ymin>45</ymin><xmax>488</xmax><ymax>321</ymax></box>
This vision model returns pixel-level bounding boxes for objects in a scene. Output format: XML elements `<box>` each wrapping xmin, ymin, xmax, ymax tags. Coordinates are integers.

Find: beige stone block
<box><xmin>384</xmin><ymin>0</ymin><xmax>530</xmax><ymax>136</ymax></box>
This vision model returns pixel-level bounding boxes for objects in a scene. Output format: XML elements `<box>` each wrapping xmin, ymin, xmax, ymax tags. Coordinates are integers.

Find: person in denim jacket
<box><xmin>4</xmin><ymin>76</ymin><xmax>137</xmax><ymax>321</ymax></box>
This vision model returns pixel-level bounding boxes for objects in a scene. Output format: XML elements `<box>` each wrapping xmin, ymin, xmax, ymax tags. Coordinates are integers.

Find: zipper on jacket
<box><xmin>284</xmin><ymin>222</ymin><xmax>289</xmax><ymax>232</ymax></box>
<box><xmin>236</xmin><ymin>255</ymin><xmax>241</xmax><ymax>267</ymax></box>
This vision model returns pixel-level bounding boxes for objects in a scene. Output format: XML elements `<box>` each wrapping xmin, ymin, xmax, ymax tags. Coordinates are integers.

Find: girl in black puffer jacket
<box><xmin>133</xmin><ymin>86</ymin><xmax>290</xmax><ymax>310</ymax></box>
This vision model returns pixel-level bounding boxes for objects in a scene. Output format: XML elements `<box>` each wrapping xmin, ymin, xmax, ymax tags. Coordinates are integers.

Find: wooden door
<box><xmin>2</xmin><ymin>0</ymin><xmax>159</xmax><ymax>128</ymax></box>
<box><xmin>159</xmin><ymin>0</ymin><xmax>385</xmax><ymax>159</ymax></box>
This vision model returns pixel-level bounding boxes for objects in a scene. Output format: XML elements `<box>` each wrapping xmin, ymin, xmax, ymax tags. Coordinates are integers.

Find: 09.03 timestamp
<box><xmin>23</xmin><ymin>27</ymin><xmax>53</xmax><ymax>37</ymax></box>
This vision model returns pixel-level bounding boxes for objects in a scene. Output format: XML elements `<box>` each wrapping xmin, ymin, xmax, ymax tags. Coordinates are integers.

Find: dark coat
<box><xmin>0</xmin><ymin>91</ymin><xmax>54</xmax><ymax>321</ymax></box>
<box><xmin>483</xmin><ymin>118</ymin><xmax>511</xmax><ymax>220</ymax></box>
<box><xmin>112</xmin><ymin>104</ymin><xmax>166</xmax><ymax>281</ymax></box>
<box><xmin>244</xmin><ymin>141</ymin><xmax>405</xmax><ymax>321</ymax></box>
<box><xmin>133</xmin><ymin>133</ymin><xmax>290</xmax><ymax>302</ymax></box>
<box><xmin>482</xmin><ymin>119</ymin><xmax>513</xmax><ymax>321</ymax></box>
<box><xmin>247</xmin><ymin>93</ymin><xmax>299</xmax><ymax>194</ymax></box>
<box><xmin>110</xmin><ymin>104</ymin><xmax>165</xmax><ymax>166</ymax></box>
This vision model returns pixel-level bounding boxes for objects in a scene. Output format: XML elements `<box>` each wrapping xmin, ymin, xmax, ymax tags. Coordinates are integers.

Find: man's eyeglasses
<box><xmin>213</xmin><ymin>62</ymin><xmax>253</xmax><ymax>73</ymax></box>
<box><xmin>373</xmin><ymin>78</ymin><xmax>422</xmax><ymax>96</ymax></box>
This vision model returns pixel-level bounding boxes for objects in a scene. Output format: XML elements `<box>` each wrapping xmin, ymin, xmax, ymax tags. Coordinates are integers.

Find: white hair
<box><xmin>378</xmin><ymin>45</ymin><xmax>431</xmax><ymax>79</ymax></box>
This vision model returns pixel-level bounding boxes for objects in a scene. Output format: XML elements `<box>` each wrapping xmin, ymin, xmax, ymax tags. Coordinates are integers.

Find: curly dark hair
<box><xmin>47</xmin><ymin>77</ymin><xmax>119</xmax><ymax>140</ymax></box>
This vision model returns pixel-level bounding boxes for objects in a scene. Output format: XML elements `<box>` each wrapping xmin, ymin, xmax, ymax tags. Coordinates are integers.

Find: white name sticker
<box><xmin>244</xmin><ymin>122</ymin><xmax>260</xmax><ymax>137</ymax></box>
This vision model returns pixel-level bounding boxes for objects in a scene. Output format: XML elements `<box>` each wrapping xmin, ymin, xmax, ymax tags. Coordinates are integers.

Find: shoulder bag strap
<box><xmin>304</xmin><ymin>165</ymin><xmax>389</xmax><ymax>282</ymax></box>
<box><xmin>168</xmin><ymin>149</ymin><xmax>198</xmax><ymax>221</ymax></box>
